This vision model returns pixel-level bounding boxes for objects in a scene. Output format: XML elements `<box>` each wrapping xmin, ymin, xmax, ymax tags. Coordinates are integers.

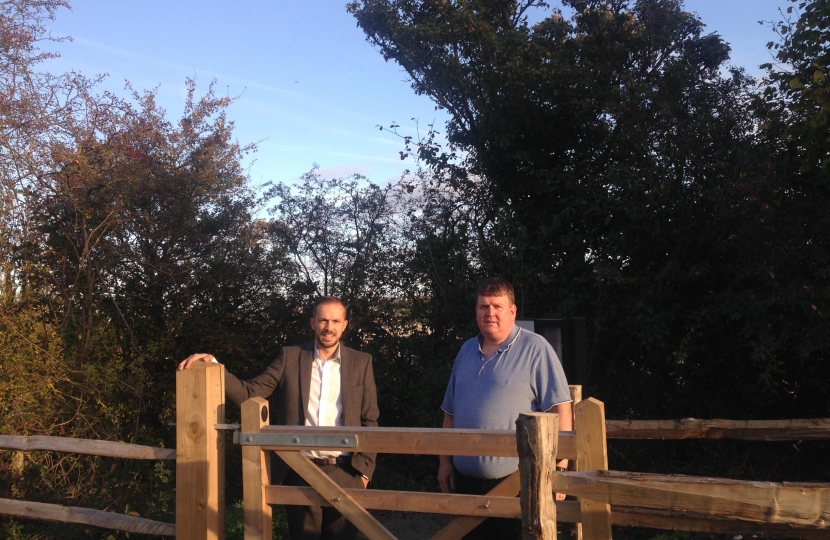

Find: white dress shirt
<box><xmin>305</xmin><ymin>344</ymin><xmax>345</xmax><ymax>458</ymax></box>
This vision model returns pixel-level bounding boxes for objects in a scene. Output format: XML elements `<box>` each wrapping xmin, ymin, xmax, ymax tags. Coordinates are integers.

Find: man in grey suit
<box><xmin>178</xmin><ymin>296</ymin><xmax>379</xmax><ymax>540</ymax></box>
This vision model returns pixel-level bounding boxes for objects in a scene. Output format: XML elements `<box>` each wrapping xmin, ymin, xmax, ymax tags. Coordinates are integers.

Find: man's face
<box><xmin>310</xmin><ymin>302</ymin><xmax>348</xmax><ymax>351</ymax></box>
<box><xmin>476</xmin><ymin>294</ymin><xmax>517</xmax><ymax>344</ymax></box>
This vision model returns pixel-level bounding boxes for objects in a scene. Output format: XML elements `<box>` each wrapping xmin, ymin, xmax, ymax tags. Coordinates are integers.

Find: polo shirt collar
<box><xmin>478</xmin><ymin>323</ymin><xmax>521</xmax><ymax>354</ymax></box>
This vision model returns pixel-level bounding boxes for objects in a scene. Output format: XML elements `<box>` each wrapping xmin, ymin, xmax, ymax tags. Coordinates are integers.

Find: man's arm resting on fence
<box><xmin>177</xmin><ymin>350</ymin><xmax>287</xmax><ymax>406</ymax></box>
<box><xmin>438</xmin><ymin>412</ymin><xmax>456</xmax><ymax>493</ymax></box>
<box><xmin>547</xmin><ymin>400</ymin><xmax>572</xmax><ymax>502</ymax></box>
<box><xmin>546</xmin><ymin>400</ymin><xmax>572</xmax><ymax>470</ymax></box>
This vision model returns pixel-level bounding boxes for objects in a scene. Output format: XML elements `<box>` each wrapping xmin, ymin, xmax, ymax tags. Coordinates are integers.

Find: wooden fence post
<box><xmin>575</xmin><ymin>398</ymin><xmax>612</xmax><ymax>540</ymax></box>
<box><xmin>517</xmin><ymin>412</ymin><xmax>559</xmax><ymax>540</ymax></box>
<box><xmin>241</xmin><ymin>397</ymin><xmax>272</xmax><ymax>540</ymax></box>
<box><xmin>176</xmin><ymin>363</ymin><xmax>226</xmax><ymax>540</ymax></box>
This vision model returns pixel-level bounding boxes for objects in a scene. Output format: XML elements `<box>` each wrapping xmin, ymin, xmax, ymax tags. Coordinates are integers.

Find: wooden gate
<box><xmin>236</xmin><ymin>393</ymin><xmax>611</xmax><ymax>540</ymax></box>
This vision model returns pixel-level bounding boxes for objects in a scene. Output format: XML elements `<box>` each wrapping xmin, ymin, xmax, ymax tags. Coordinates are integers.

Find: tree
<box><xmin>266</xmin><ymin>168</ymin><xmax>407</xmax><ymax>347</ymax></box>
<box><xmin>350</xmin><ymin>0</ymin><xmax>830</xmax><ymax>450</ymax></box>
<box><xmin>762</xmin><ymin>0</ymin><xmax>830</xmax><ymax>184</ymax></box>
<box><xmin>0</xmin><ymin>3</ymin><xmax>303</xmax><ymax>525</ymax></box>
<box><xmin>0</xmin><ymin>0</ymin><xmax>100</xmax><ymax>302</ymax></box>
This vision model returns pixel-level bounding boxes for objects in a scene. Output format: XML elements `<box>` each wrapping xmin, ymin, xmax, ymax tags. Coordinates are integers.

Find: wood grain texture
<box><xmin>241</xmin><ymin>397</ymin><xmax>272</xmax><ymax>540</ymax></box>
<box><xmin>611</xmin><ymin>506</ymin><xmax>829</xmax><ymax>539</ymax></box>
<box><xmin>605</xmin><ymin>418</ymin><xmax>830</xmax><ymax>440</ymax></box>
<box><xmin>176</xmin><ymin>362</ymin><xmax>226</xmax><ymax>540</ymax></box>
<box><xmin>555</xmin><ymin>470</ymin><xmax>830</xmax><ymax>529</ymax></box>
<box><xmin>267</xmin><ymin>485</ymin><xmax>517</xmax><ymax>518</ymax></box>
<box><xmin>575</xmin><ymin>398</ymin><xmax>612</xmax><ymax>540</ymax></box>
<box><xmin>517</xmin><ymin>412</ymin><xmax>559</xmax><ymax>540</ymax></box>
<box><xmin>258</xmin><ymin>425</ymin><xmax>576</xmax><ymax>460</ymax></box>
<box><xmin>430</xmin><ymin>471</ymin><xmax>521</xmax><ymax>540</ymax></box>
<box><xmin>0</xmin><ymin>434</ymin><xmax>175</xmax><ymax>460</ymax></box>
<box><xmin>0</xmin><ymin>497</ymin><xmax>175</xmax><ymax>536</ymax></box>
<box><xmin>264</xmin><ymin>486</ymin><xmax>582</xmax><ymax>524</ymax></box>
<box><xmin>275</xmin><ymin>450</ymin><xmax>396</xmax><ymax>540</ymax></box>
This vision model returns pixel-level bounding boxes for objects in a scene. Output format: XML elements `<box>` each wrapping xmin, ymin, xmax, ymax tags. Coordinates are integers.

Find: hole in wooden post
<box><xmin>261</xmin><ymin>405</ymin><xmax>268</xmax><ymax>422</ymax></box>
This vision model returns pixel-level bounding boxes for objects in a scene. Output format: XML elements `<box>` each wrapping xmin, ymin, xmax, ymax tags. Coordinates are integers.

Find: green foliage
<box><xmin>763</xmin><ymin>0</ymin><xmax>830</xmax><ymax>183</ymax></box>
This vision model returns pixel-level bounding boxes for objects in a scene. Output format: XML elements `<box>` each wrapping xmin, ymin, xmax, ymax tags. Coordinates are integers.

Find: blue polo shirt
<box><xmin>441</xmin><ymin>324</ymin><xmax>571</xmax><ymax>479</ymax></box>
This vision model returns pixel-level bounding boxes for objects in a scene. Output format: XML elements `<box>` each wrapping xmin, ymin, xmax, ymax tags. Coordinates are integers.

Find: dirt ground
<box><xmin>357</xmin><ymin>511</ymin><xmax>454</xmax><ymax>540</ymax></box>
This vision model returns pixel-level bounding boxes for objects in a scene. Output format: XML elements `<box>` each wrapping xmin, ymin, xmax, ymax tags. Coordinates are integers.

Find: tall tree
<box><xmin>349</xmin><ymin>0</ymin><xmax>830</xmax><ymax>431</ymax></box>
<box><xmin>0</xmin><ymin>4</ymin><xmax>302</xmax><ymax>524</ymax></box>
<box><xmin>0</xmin><ymin>0</ymin><xmax>99</xmax><ymax>301</ymax></box>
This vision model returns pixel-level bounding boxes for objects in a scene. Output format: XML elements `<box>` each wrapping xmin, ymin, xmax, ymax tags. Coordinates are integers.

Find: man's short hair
<box><xmin>476</xmin><ymin>277</ymin><xmax>515</xmax><ymax>305</ymax></box>
<box><xmin>312</xmin><ymin>296</ymin><xmax>348</xmax><ymax>318</ymax></box>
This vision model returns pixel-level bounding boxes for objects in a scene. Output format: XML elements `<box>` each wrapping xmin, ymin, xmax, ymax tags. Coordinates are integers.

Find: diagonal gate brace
<box><xmin>275</xmin><ymin>450</ymin><xmax>396</xmax><ymax>540</ymax></box>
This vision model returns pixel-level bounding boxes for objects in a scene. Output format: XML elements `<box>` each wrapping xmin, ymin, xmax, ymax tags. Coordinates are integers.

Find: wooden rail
<box><xmin>209</xmin><ymin>417</ymin><xmax>830</xmax><ymax>442</ymax></box>
<box><xmin>606</xmin><ymin>418</ymin><xmax>830</xmax><ymax>440</ymax></box>
<box><xmin>0</xmin><ymin>434</ymin><xmax>176</xmax><ymax>460</ymax></box>
<box><xmin>264</xmin><ymin>486</ymin><xmax>581</xmax><ymax>521</ymax></box>
<box><xmin>258</xmin><ymin>424</ymin><xmax>577</xmax><ymax>459</ymax></box>
<box><xmin>611</xmin><ymin>506</ymin><xmax>830</xmax><ymax>540</ymax></box>
<box><xmin>555</xmin><ymin>470</ymin><xmax>830</xmax><ymax>529</ymax></box>
<box><xmin>0</xmin><ymin>498</ymin><xmax>175</xmax><ymax>536</ymax></box>
<box><xmin>261</xmin><ymin>486</ymin><xmax>830</xmax><ymax>539</ymax></box>
<box><xmin>2</xmin><ymin>417</ymin><xmax>820</xmax><ymax>463</ymax></box>
<box><xmin>0</xmin><ymin>436</ymin><xmax>176</xmax><ymax>538</ymax></box>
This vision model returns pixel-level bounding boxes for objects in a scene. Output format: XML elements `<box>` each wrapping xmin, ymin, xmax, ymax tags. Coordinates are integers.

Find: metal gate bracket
<box><xmin>233</xmin><ymin>432</ymin><xmax>357</xmax><ymax>448</ymax></box>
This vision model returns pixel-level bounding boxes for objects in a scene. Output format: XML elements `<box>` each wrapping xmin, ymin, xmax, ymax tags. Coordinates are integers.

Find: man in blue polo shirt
<box><xmin>438</xmin><ymin>277</ymin><xmax>572</xmax><ymax>539</ymax></box>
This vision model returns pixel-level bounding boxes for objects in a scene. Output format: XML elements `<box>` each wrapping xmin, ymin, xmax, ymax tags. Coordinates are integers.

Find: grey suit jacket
<box><xmin>225</xmin><ymin>342</ymin><xmax>379</xmax><ymax>482</ymax></box>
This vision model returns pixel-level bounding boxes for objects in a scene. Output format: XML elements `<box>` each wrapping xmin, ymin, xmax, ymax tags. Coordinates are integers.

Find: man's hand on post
<box><xmin>177</xmin><ymin>353</ymin><xmax>217</xmax><ymax>371</ymax></box>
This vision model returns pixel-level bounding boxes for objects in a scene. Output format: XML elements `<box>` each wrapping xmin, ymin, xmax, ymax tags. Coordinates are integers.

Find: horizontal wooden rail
<box><xmin>259</xmin><ymin>425</ymin><xmax>577</xmax><ymax>459</ymax></box>
<box><xmin>264</xmin><ymin>486</ymin><xmax>581</xmax><ymax>523</ymax></box>
<box><xmin>606</xmin><ymin>418</ymin><xmax>830</xmax><ymax>441</ymax></box>
<box><xmin>0</xmin><ymin>498</ymin><xmax>175</xmax><ymax>536</ymax></box>
<box><xmin>555</xmin><ymin>470</ymin><xmax>830</xmax><ymax>530</ymax></box>
<box><xmin>611</xmin><ymin>506</ymin><xmax>829</xmax><ymax>540</ymax></box>
<box><xmin>264</xmin><ymin>486</ymin><xmax>829</xmax><ymax>539</ymax></box>
<box><xmin>0</xmin><ymin>434</ymin><xmax>176</xmax><ymax>460</ymax></box>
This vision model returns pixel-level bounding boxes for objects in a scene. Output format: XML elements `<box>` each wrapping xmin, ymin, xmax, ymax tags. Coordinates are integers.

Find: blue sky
<box><xmin>44</xmin><ymin>0</ymin><xmax>789</xmax><ymax>189</ymax></box>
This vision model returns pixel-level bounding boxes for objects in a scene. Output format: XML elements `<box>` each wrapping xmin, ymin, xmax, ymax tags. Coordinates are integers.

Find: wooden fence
<box><xmin>0</xmin><ymin>434</ymin><xmax>177</xmax><ymax>536</ymax></box>
<box><xmin>1</xmin><ymin>361</ymin><xmax>829</xmax><ymax>539</ymax></box>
